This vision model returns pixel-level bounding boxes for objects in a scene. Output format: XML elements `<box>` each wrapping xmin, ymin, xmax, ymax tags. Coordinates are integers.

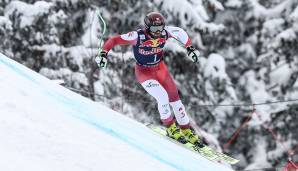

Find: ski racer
<box><xmin>96</xmin><ymin>12</ymin><xmax>203</xmax><ymax>146</ymax></box>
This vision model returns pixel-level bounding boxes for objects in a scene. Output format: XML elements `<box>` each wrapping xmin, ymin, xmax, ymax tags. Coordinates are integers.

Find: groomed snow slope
<box><xmin>0</xmin><ymin>53</ymin><xmax>234</xmax><ymax>171</ymax></box>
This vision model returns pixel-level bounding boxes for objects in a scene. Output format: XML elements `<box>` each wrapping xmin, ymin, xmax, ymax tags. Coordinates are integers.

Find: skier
<box><xmin>96</xmin><ymin>12</ymin><xmax>202</xmax><ymax>146</ymax></box>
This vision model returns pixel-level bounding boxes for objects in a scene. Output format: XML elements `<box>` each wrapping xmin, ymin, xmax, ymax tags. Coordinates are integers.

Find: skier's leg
<box><xmin>135</xmin><ymin>64</ymin><xmax>174</xmax><ymax>126</ymax></box>
<box><xmin>135</xmin><ymin>64</ymin><xmax>187</xmax><ymax>143</ymax></box>
<box><xmin>170</xmin><ymin>100</ymin><xmax>190</xmax><ymax>128</ymax></box>
<box><xmin>140</xmin><ymin>79</ymin><xmax>174</xmax><ymax>125</ymax></box>
<box><xmin>170</xmin><ymin>98</ymin><xmax>203</xmax><ymax>145</ymax></box>
<box><xmin>156</xmin><ymin>62</ymin><xmax>191</xmax><ymax>128</ymax></box>
<box><xmin>156</xmin><ymin>63</ymin><xmax>203</xmax><ymax>145</ymax></box>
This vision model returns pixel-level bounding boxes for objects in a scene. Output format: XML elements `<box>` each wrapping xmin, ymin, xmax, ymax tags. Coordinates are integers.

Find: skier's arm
<box><xmin>96</xmin><ymin>31</ymin><xmax>138</xmax><ymax>68</ymax></box>
<box><xmin>165</xmin><ymin>26</ymin><xmax>200</xmax><ymax>62</ymax></box>
<box><xmin>165</xmin><ymin>26</ymin><xmax>192</xmax><ymax>48</ymax></box>
<box><xmin>102</xmin><ymin>31</ymin><xmax>138</xmax><ymax>52</ymax></box>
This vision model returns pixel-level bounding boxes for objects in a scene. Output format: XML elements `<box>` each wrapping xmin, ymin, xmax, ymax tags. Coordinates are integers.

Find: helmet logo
<box><xmin>144</xmin><ymin>12</ymin><xmax>165</xmax><ymax>29</ymax></box>
<box><xmin>153</xmin><ymin>18</ymin><xmax>163</xmax><ymax>25</ymax></box>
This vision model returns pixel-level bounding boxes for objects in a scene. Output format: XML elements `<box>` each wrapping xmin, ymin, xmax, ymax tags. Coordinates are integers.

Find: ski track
<box><xmin>0</xmin><ymin>53</ymin><xmax>234</xmax><ymax>171</ymax></box>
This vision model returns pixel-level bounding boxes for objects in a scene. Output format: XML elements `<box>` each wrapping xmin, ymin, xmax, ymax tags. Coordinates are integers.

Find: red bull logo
<box><xmin>139</xmin><ymin>48</ymin><xmax>162</xmax><ymax>55</ymax></box>
<box><xmin>140</xmin><ymin>38</ymin><xmax>166</xmax><ymax>48</ymax></box>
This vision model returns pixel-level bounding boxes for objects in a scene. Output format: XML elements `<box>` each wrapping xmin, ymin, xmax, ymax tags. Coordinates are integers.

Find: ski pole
<box><xmin>96</xmin><ymin>10</ymin><xmax>107</xmax><ymax>56</ymax></box>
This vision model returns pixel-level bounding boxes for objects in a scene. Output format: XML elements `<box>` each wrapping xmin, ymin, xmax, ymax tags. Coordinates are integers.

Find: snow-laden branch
<box><xmin>248</xmin><ymin>0</ymin><xmax>296</xmax><ymax>19</ymax></box>
<box><xmin>154</xmin><ymin>0</ymin><xmax>224</xmax><ymax>32</ymax></box>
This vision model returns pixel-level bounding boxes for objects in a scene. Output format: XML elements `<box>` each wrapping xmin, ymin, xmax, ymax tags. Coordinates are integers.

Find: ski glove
<box><xmin>186</xmin><ymin>46</ymin><xmax>200</xmax><ymax>63</ymax></box>
<box><xmin>95</xmin><ymin>50</ymin><xmax>108</xmax><ymax>68</ymax></box>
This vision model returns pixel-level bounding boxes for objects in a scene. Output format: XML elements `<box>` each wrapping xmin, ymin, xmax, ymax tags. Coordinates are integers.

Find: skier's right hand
<box><xmin>95</xmin><ymin>50</ymin><xmax>108</xmax><ymax>68</ymax></box>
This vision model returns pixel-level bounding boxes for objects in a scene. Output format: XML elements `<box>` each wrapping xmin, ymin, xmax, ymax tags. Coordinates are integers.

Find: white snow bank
<box><xmin>0</xmin><ymin>52</ymin><xmax>234</xmax><ymax>171</ymax></box>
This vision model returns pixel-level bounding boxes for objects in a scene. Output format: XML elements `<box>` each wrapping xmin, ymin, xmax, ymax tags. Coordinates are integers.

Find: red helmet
<box><xmin>144</xmin><ymin>12</ymin><xmax>165</xmax><ymax>33</ymax></box>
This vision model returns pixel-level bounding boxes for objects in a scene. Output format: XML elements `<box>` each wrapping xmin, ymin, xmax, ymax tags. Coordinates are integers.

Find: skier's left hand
<box><xmin>95</xmin><ymin>50</ymin><xmax>108</xmax><ymax>68</ymax></box>
<box><xmin>186</xmin><ymin>46</ymin><xmax>200</xmax><ymax>63</ymax></box>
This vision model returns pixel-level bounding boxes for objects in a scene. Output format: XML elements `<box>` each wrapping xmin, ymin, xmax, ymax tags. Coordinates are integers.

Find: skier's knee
<box><xmin>169</xmin><ymin>92</ymin><xmax>180</xmax><ymax>102</ymax></box>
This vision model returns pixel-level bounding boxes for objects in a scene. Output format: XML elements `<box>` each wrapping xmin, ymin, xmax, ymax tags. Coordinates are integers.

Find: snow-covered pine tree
<box><xmin>1</xmin><ymin>0</ymin><xmax>298</xmax><ymax>170</ymax></box>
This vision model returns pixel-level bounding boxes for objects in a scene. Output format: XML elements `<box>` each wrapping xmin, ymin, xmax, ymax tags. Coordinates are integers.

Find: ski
<box><xmin>147</xmin><ymin>124</ymin><xmax>239</xmax><ymax>165</ymax></box>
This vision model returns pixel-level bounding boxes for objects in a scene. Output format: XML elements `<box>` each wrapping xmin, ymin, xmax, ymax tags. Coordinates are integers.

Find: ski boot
<box><xmin>181</xmin><ymin>128</ymin><xmax>204</xmax><ymax>148</ymax></box>
<box><xmin>166</xmin><ymin>122</ymin><xmax>187</xmax><ymax>144</ymax></box>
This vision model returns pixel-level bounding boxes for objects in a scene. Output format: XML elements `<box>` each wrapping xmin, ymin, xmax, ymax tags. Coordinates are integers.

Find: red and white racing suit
<box><xmin>102</xmin><ymin>26</ymin><xmax>192</xmax><ymax>128</ymax></box>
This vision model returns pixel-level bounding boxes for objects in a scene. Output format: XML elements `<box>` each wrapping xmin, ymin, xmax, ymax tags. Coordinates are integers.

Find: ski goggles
<box><xmin>149</xmin><ymin>25</ymin><xmax>165</xmax><ymax>32</ymax></box>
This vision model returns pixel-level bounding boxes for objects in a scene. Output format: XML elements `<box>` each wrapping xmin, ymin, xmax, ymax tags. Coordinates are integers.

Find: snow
<box><xmin>269</xmin><ymin>64</ymin><xmax>293</xmax><ymax>88</ymax></box>
<box><xmin>274</xmin><ymin>28</ymin><xmax>297</xmax><ymax>45</ymax></box>
<box><xmin>1</xmin><ymin>0</ymin><xmax>298</xmax><ymax>170</ymax></box>
<box><xmin>82</xmin><ymin>9</ymin><xmax>100</xmax><ymax>49</ymax></box>
<box><xmin>48</xmin><ymin>9</ymin><xmax>67</xmax><ymax>25</ymax></box>
<box><xmin>156</xmin><ymin>0</ymin><xmax>206</xmax><ymax>24</ymax></box>
<box><xmin>4</xmin><ymin>1</ymin><xmax>52</xmax><ymax>28</ymax></box>
<box><xmin>203</xmin><ymin>53</ymin><xmax>227</xmax><ymax>80</ymax></box>
<box><xmin>71</xmin><ymin>72</ymin><xmax>89</xmax><ymax>87</ymax></box>
<box><xmin>267</xmin><ymin>140</ymin><xmax>292</xmax><ymax>160</ymax></box>
<box><xmin>155</xmin><ymin>0</ymin><xmax>224</xmax><ymax>33</ymax></box>
<box><xmin>33</xmin><ymin>44</ymin><xmax>66</xmax><ymax>61</ymax></box>
<box><xmin>248</xmin><ymin>0</ymin><xmax>267</xmax><ymax>18</ymax></box>
<box><xmin>244</xmin><ymin>138</ymin><xmax>272</xmax><ymax>170</ymax></box>
<box><xmin>208</xmin><ymin>0</ymin><xmax>225</xmax><ymax>11</ymax></box>
<box><xmin>67</xmin><ymin>46</ymin><xmax>91</xmax><ymax>69</ymax></box>
<box><xmin>264</xmin><ymin>0</ymin><xmax>293</xmax><ymax>18</ymax></box>
<box><xmin>39</xmin><ymin>68</ymin><xmax>72</xmax><ymax>80</ymax></box>
<box><xmin>225</xmin><ymin>0</ymin><xmax>242</xmax><ymax>8</ymax></box>
<box><xmin>0</xmin><ymin>16</ymin><xmax>12</xmax><ymax>31</ymax></box>
<box><xmin>290</xmin><ymin>6</ymin><xmax>298</xmax><ymax>21</ymax></box>
<box><xmin>0</xmin><ymin>52</ymin><xmax>234</xmax><ymax>171</ymax></box>
<box><xmin>240</xmin><ymin>71</ymin><xmax>272</xmax><ymax>124</ymax></box>
<box><xmin>94</xmin><ymin>80</ymin><xmax>105</xmax><ymax>96</ymax></box>
<box><xmin>262</xmin><ymin>18</ymin><xmax>285</xmax><ymax>37</ymax></box>
<box><xmin>51</xmin><ymin>79</ymin><xmax>65</xmax><ymax>85</ymax></box>
<box><xmin>249</xmin><ymin>0</ymin><xmax>294</xmax><ymax>19</ymax></box>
